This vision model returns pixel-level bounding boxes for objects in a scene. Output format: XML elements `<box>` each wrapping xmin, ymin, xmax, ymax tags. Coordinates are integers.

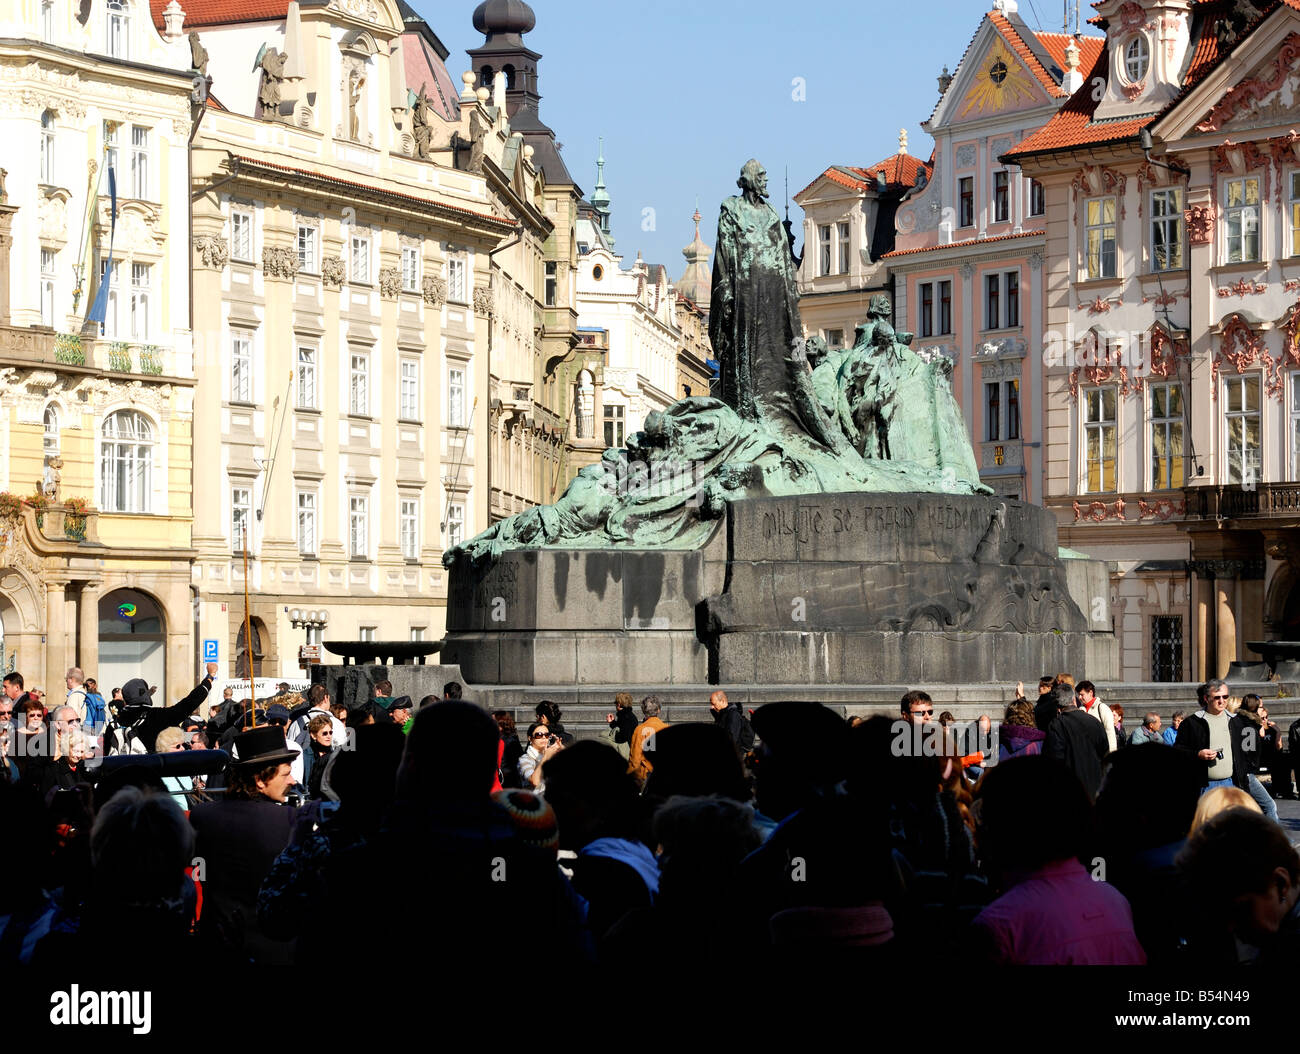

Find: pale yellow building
<box><xmin>180</xmin><ymin>0</ymin><xmax>519</xmax><ymax>676</ymax></box>
<box><xmin>0</xmin><ymin>0</ymin><xmax>197</xmax><ymax>701</ymax></box>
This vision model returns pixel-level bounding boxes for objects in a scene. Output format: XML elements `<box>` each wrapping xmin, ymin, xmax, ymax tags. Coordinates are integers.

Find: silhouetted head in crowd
<box><xmin>643</xmin><ymin>724</ymin><xmax>750</xmax><ymax>803</ymax></box>
<box><xmin>1190</xmin><ymin>786</ymin><xmax>1260</xmax><ymax>833</ymax></box>
<box><xmin>91</xmin><ymin>787</ymin><xmax>194</xmax><ymax>908</ymax></box>
<box><xmin>976</xmin><ymin>756</ymin><xmax>1094</xmax><ymax>881</ymax></box>
<box><xmin>653</xmin><ymin>795</ymin><xmax>761</xmax><ymax>900</ymax></box>
<box><xmin>323</xmin><ymin>722</ymin><xmax>405</xmax><ymax>821</ymax></box>
<box><xmin>1177</xmin><ymin>807</ymin><xmax>1300</xmax><ymax>947</ymax></box>
<box><xmin>542</xmin><ymin>740</ymin><xmax>640</xmax><ymax>850</ymax></box>
<box><xmin>1051</xmin><ymin>683</ymin><xmax>1076</xmax><ymax>710</ymax></box>
<box><xmin>346</xmin><ymin>701</ymin><xmax>376</xmax><ymax>729</ymax></box>
<box><xmin>749</xmin><ymin>702</ymin><xmax>849</xmax><ymax>821</ymax></box>
<box><xmin>1095</xmin><ymin>741</ymin><xmax>1201</xmax><ymax>854</ymax></box>
<box><xmin>398</xmin><ymin>700</ymin><xmax>500</xmax><ymax>804</ymax></box>
<box><xmin>443</xmin><ymin>681</ymin><xmax>464</xmax><ymax>700</ymax></box>
<box><xmin>535</xmin><ymin>699</ymin><xmax>562</xmax><ymax>727</ymax></box>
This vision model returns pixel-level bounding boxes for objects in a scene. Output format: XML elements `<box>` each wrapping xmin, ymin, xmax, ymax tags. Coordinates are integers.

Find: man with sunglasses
<box><xmin>901</xmin><ymin>689</ymin><xmax>934</xmax><ymax>726</ymax></box>
<box><xmin>1174</xmin><ymin>679</ymin><xmax>1247</xmax><ymax>794</ymax></box>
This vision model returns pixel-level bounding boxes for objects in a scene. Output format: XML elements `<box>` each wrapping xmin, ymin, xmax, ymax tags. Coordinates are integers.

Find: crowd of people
<box><xmin>1</xmin><ymin>664</ymin><xmax>1298</xmax><ymax>970</ymax></box>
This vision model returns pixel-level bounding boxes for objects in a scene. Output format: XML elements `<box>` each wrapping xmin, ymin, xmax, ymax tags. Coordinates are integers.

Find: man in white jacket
<box><xmin>291</xmin><ymin>683</ymin><xmax>347</xmax><ymax>752</ymax></box>
<box><xmin>64</xmin><ymin>667</ymin><xmax>88</xmax><ymax>723</ymax></box>
<box><xmin>1076</xmin><ymin>680</ymin><xmax>1117</xmax><ymax>753</ymax></box>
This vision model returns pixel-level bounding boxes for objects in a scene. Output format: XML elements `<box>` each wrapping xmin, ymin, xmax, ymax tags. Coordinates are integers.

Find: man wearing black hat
<box><xmin>104</xmin><ymin>663</ymin><xmax>218</xmax><ymax>756</ymax></box>
<box><xmin>386</xmin><ymin>696</ymin><xmax>414</xmax><ymax>734</ymax></box>
<box><xmin>190</xmin><ymin>724</ymin><xmax>302</xmax><ymax>964</ymax></box>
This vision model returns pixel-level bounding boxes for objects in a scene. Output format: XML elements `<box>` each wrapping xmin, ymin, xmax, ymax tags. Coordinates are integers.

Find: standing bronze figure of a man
<box><xmin>709</xmin><ymin>159</ymin><xmax>848</xmax><ymax>454</ymax></box>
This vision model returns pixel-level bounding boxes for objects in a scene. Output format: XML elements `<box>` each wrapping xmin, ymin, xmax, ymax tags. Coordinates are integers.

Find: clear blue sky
<box><xmin>422</xmin><ymin>0</ymin><xmax>1081</xmax><ymax>272</ymax></box>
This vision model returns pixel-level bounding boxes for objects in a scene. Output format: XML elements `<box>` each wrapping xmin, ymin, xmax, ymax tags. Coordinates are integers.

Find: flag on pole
<box><xmin>85</xmin><ymin>168</ymin><xmax>117</xmax><ymax>326</ymax></box>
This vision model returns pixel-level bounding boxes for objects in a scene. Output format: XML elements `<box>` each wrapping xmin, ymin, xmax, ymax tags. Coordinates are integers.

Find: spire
<box><xmin>591</xmin><ymin>137</ymin><xmax>614</xmax><ymax>249</ymax></box>
<box><xmin>898</xmin><ymin>128</ymin><xmax>908</xmax><ymax>156</ymax></box>
<box><xmin>677</xmin><ymin>205</ymin><xmax>712</xmax><ymax>311</ymax></box>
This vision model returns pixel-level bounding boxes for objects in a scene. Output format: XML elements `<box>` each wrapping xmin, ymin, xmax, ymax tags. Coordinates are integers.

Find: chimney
<box><xmin>1062</xmin><ymin>38</ymin><xmax>1083</xmax><ymax>94</ymax></box>
<box><xmin>162</xmin><ymin>0</ymin><xmax>185</xmax><ymax>38</ymax></box>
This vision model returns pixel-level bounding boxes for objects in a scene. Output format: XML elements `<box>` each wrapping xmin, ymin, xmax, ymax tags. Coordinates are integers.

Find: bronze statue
<box><xmin>709</xmin><ymin>160</ymin><xmax>848</xmax><ymax>454</ymax></box>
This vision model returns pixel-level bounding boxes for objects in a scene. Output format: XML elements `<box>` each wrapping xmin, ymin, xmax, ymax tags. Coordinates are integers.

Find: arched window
<box><xmin>575</xmin><ymin>369</ymin><xmax>594</xmax><ymax>439</ymax></box>
<box><xmin>40</xmin><ymin>110</ymin><xmax>55</xmax><ymax>184</ymax></box>
<box><xmin>100</xmin><ymin>410</ymin><xmax>154</xmax><ymax>512</ymax></box>
<box><xmin>98</xmin><ymin>588</ymin><xmax>165</xmax><ymax>695</ymax></box>
<box><xmin>1124</xmin><ymin>36</ymin><xmax>1149</xmax><ymax>82</ymax></box>
<box><xmin>502</xmin><ymin>64</ymin><xmax>516</xmax><ymax>90</ymax></box>
<box><xmin>106</xmin><ymin>0</ymin><xmax>129</xmax><ymax>59</ymax></box>
<box><xmin>43</xmin><ymin>405</ymin><xmax>59</xmax><ymax>457</ymax></box>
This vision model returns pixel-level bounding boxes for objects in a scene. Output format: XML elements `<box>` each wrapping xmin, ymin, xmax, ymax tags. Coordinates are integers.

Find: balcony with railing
<box><xmin>1183</xmin><ymin>483</ymin><xmax>1300</xmax><ymax>523</ymax></box>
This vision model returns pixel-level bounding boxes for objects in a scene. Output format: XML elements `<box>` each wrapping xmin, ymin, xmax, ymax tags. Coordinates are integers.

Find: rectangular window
<box><xmin>1007</xmin><ymin>378</ymin><xmax>1020</xmax><ymax>441</ymax></box>
<box><xmin>401</xmin><ymin>245</ymin><xmax>420</xmax><ymax>292</ymax></box>
<box><xmin>1005</xmin><ymin>271</ymin><xmax>1019</xmax><ymax>327</ymax></box>
<box><xmin>297</xmin><ymin>225</ymin><xmax>317</xmax><ymax>273</ymax></box>
<box><xmin>231</xmin><ymin>486</ymin><xmax>251</xmax><ymax>554</ymax></box>
<box><xmin>447</xmin><ymin>366</ymin><xmax>465</xmax><ymax>427</ymax></box>
<box><xmin>959</xmin><ymin>177</ymin><xmax>974</xmax><ymax>228</ymax></box>
<box><xmin>985</xmin><ymin>273</ymin><xmax>1000</xmax><ymax>330</ymax></box>
<box><xmin>1085</xmin><ymin>197</ymin><xmax>1117</xmax><ymax>279</ymax></box>
<box><xmin>97</xmin><ymin>256</ymin><xmax>118</xmax><ymax>338</ymax></box>
<box><xmin>400</xmin><ymin>498</ymin><xmax>419</xmax><ymax>560</ymax></box>
<box><xmin>102</xmin><ymin>122</ymin><xmax>118</xmax><ymax>182</ymax></box>
<box><xmin>106</xmin><ymin>1</ymin><xmax>127</xmax><ymax>59</ymax></box>
<box><xmin>40</xmin><ymin>249</ymin><xmax>56</xmax><ymax>328</ymax></box>
<box><xmin>349</xmin><ymin>352</ymin><xmax>369</xmax><ymax>416</ymax></box>
<box><xmin>446</xmin><ymin>503</ymin><xmax>464</xmax><ymax>549</ymax></box>
<box><xmin>1292</xmin><ymin>173</ymin><xmax>1300</xmax><ymax>257</ymax></box>
<box><xmin>985</xmin><ymin>381</ymin><xmax>1001</xmax><ymax>442</ymax></box>
<box><xmin>545</xmin><ymin>261</ymin><xmax>557</xmax><ymax>306</ymax></box>
<box><xmin>1083</xmin><ymin>387</ymin><xmax>1118</xmax><ymax>492</ymax></box>
<box><xmin>994</xmin><ymin>171</ymin><xmax>1009</xmax><ymax>223</ymax></box>
<box><xmin>296</xmin><ymin>346</ymin><xmax>317</xmax><ymax>409</ymax></box>
<box><xmin>1029</xmin><ymin>179</ymin><xmax>1045</xmax><ymax>217</ymax></box>
<box><xmin>447</xmin><ymin>257</ymin><xmax>467</xmax><ymax>302</ymax></box>
<box><xmin>351</xmin><ymin>234</ymin><xmax>370</xmax><ymax>284</ymax></box>
<box><xmin>1291</xmin><ymin>374</ymin><xmax>1300</xmax><ymax>478</ymax></box>
<box><xmin>1150</xmin><ymin>382</ymin><xmax>1185</xmax><ymax>490</ymax></box>
<box><xmin>129</xmin><ymin>126</ymin><xmax>148</xmax><ymax>200</ymax></box>
<box><xmin>919</xmin><ymin>282</ymin><xmax>934</xmax><ymax>338</ymax></box>
<box><xmin>824</xmin><ymin>329</ymin><xmax>844</xmax><ymax>348</ymax></box>
<box><xmin>349</xmin><ymin>495</ymin><xmax>369</xmax><ymax>558</ymax></box>
<box><xmin>938</xmin><ymin>280</ymin><xmax>952</xmax><ymax>334</ymax></box>
<box><xmin>296</xmin><ymin>491</ymin><xmax>316</xmax><ymax>556</ymax></box>
<box><xmin>231</xmin><ymin>211</ymin><xmax>252</xmax><ymax>262</ymax></box>
<box><xmin>818</xmin><ymin>224</ymin><xmax>832</xmax><ymax>276</ymax></box>
<box><xmin>129</xmin><ymin>263</ymin><xmax>150</xmax><ymax>340</ymax></box>
<box><xmin>838</xmin><ymin>222</ymin><xmax>851</xmax><ymax>273</ymax></box>
<box><xmin>410</xmin><ymin>626</ymin><xmax>426</xmax><ymax>642</ymax></box>
<box><xmin>231</xmin><ymin>332</ymin><xmax>252</xmax><ymax>403</ymax></box>
<box><xmin>400</xmin><ymin>359</ymin><xmax>419</xmax><ymax>421</ymax></box>
<box><xmin>1150</xmin><ymin>188</ymin><xmax>1184</xmax><ymax>271</ymax></box>
<box><xmin>358</xmin><ymin>626</ymin><xmax>376</xmax><ymax>643</ymax></box>
<box><xmin>604</xmin><ymin>404</ymin><xmax>625</xmax><ymax>449</ymax></box>
<box><xmin>41</xmin><ymin>0</ymin><xmax>54</xmax><ymax>42</ymax></box>
<box><xmin>1224</xmin><ymin>177</ymin><xmax>1261</xmax><ymax>263</ymax></box>
<box><xmin>1224</xmin><ymin>375</ymin><xmax>1261</xmax><ymax>484</ymax></box>
<box><xmin>1151</xmin><ymin>615</ymin><xmax>1183</xmax><ymax>682</ymax></box>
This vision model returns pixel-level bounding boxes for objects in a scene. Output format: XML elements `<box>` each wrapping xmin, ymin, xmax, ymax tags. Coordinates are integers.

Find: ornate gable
<box><xmin>1195</xmin><ymin>32</ymin><xmax>1300</xmax><ymax>134</ymax></box>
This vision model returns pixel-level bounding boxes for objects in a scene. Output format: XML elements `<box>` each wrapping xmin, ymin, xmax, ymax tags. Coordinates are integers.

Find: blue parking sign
<box><xmin>203</xmin><ymin>639</ymin><xmax>219</xmax><ymax>663</ymax></box>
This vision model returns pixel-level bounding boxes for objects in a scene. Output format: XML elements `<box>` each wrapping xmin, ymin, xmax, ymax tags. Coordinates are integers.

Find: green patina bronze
<box><xmin>443</xmin><ymin>160</ymin><xmax>988</xmax><ymax>569</ymax></box>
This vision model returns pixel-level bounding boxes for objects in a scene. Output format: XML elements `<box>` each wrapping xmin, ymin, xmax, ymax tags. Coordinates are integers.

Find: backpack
<box><xmin>84</xmin><ymin>693</ymin><xmax>107</xmax><ymax>730</ymax></box>
<box><xmin>104</xmin><ymin>718</ymin><xmax>148</xmax><ymax>757</ymax></box>
<box><xmin>736</xmin><ymin>710</ymin><xmax>755</xmax><ymax>753</ymax></box>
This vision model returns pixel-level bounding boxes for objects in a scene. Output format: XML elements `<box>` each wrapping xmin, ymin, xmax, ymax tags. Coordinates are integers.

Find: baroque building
<box><xmin>0</xmin><ymin>0</ymin><xmax>196</xmax><ymax>699</ymax></box>
<box><xmin>885</xmin><ymin>0</ymin><xmax>1105</xmax><ymax>500</ymax></box>
<box><xmin>1005</xmin><ymin>0</ymin><xmax>1300</xmax><ymax>680</ymax></box>
<box><xmin>179</xmin><ymin>0</ymin><xmax>519</xmax><ymax>675</ymax></box>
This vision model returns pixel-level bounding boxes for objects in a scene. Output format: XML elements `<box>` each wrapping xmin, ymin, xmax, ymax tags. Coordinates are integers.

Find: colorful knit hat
<box><xmin>492</xmin><ymin>789</ymin><xmax>559</xmax><ymax>853</ymax></box>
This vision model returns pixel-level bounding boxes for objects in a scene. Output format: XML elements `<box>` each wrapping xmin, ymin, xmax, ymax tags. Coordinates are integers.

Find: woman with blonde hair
<box><xmin>1189</xmin><ymin>785</ymin><xmax>1260</xmax><ymax>834</ymax></box>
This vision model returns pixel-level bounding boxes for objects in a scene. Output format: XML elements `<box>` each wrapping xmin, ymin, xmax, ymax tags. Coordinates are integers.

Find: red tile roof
<box><xmin>990</xmin><ymin>12</ymin><xmax>1068</xmax><ymax>97</ymax></box>
<box><xmin>797</xmin><ymin>153</ymin><xmax>932</xmax><ymax>199</ymax></box>
<box><xmin>1003</xmin><ymin>0</ymin><xmax>1269</xmax><ymax>159</ymax></box>
<box><xmin>881</xmin><ymin>229</ymin><xmax>1042</xmax><ymax>259</ymax></box>
<box><xmin>150</xmin><ymin>0</ymin><xmax>289</xmax><ymax>28</ymax></box>
<box><xmin>1035</xmin><ymin>30</ymin><xmax>1106</xmax><ymax>81</ymax></box>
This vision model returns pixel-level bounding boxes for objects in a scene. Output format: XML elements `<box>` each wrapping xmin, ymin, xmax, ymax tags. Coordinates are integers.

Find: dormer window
<box><xmin>1124</xmin><ymin>36</ymin><xmax>1149</xmax><ymax>82</ymax></box>
<box><xmin>106</xmin><ymin>0</ymin><xmax>129</xmax><ymax>59</ymax></box>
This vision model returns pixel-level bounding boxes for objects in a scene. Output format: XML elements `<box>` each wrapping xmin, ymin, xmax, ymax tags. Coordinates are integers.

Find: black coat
<box><xmin>610</xmin><ymin>708</ymin><xmax>640</xmax><ymax>746</ymax></box>
<box><xmin>190</xmin><ymin>797</ymin><xmax>302</xmax><ymax>963</ymax></box>
<box><xmin>106</xmin><ymin>675</ymin><xmax>214</xmax><ymax>754</ymax></box>
<box><xmin>1043</xmin><ymin>708</ymin><xmax>1109</xmax><ymax>799</ymax></box>
<box><xmin>711</xmin><ymin>705</ymin><xmax>754</xmax><ymax>751</ymax></box>
<box><xmin>1173</xmin><ymin>709</ymin><xmax>1248</xmax><ymax>790</ymax></box>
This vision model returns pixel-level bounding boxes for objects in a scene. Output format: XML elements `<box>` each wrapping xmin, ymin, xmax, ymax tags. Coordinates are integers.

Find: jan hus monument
<box><xmin>442</xmin><ymin>161</ymin><xmax>1114</xmax><ymax>687</ymax></box>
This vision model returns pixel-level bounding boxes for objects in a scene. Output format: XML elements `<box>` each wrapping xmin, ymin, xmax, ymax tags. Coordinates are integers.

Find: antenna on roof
<box><xmin>1064</xmin><ymin>0</ymin><xmax>1079</xmax><ymax>34</ymax></box>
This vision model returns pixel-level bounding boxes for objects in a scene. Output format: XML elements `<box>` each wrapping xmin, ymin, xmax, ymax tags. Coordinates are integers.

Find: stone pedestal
<box><xmin>443</xmin><ymin>492</ymin><xmax>1116</xmax><ymax>687</ymax></box>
